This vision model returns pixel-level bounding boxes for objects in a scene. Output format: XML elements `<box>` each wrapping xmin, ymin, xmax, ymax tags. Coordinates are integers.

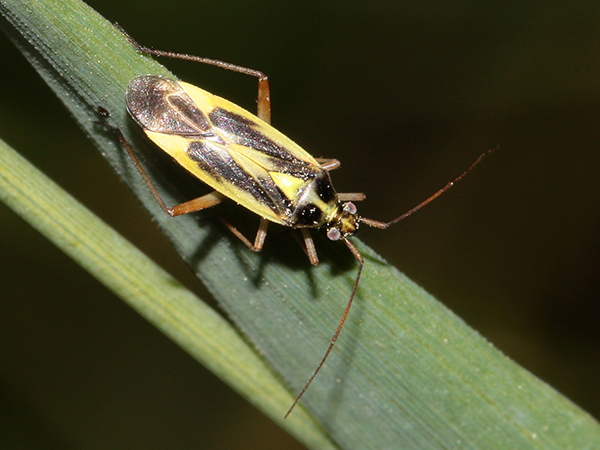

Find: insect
<box><xmin>105</xmin><ymin>23</ymin><xmax>494</xmax><ymax>417</ymax></box>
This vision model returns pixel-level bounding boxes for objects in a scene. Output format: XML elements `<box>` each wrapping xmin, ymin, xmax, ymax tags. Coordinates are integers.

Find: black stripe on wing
<box><xmin>186</xmin><ymin>140</ymin><xmax>294</xmax><ymax>219</ymax></box>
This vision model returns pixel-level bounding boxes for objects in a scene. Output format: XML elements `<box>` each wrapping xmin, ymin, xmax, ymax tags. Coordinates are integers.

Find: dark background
<box><xmin>1</xmin><ymin>1</ymin><xmax>599</xmax><ymax>448</ymax></box>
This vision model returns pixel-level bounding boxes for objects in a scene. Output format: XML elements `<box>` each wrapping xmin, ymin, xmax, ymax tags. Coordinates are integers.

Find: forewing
<box><xmin>126</xmin><ymin>76</ymin><xmax>211</xmax><ymax>135</ymax></box>
<box><xmin>128</xmin><ymin>76</ymin><xmax>324</xmax><ymax>225</ymax></box>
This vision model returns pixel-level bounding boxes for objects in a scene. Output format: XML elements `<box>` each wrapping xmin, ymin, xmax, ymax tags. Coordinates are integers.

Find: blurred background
<box><xmin>1</xmin><ymin>1</ymin><xmax>599</xmax><ymax>448</ymax></box>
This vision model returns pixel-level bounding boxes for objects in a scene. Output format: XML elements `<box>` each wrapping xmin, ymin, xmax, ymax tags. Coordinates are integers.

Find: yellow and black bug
<box><xmin>105</xmin><ymin>24</ymin><xmax>493</xmax><ymax>417</ymax></box>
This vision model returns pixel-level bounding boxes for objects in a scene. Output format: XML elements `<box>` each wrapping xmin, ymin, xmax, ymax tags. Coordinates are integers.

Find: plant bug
<box><xmin>104</xmin><ymin>23</ymin><xmax>494</xmax><ymax>418</ymax></box>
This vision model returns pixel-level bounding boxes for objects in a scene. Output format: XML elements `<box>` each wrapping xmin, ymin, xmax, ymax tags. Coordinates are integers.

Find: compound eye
<box><xmin>327</xmin><ymin>228</ymin><xmax>342</xmax><ymax>241</ymax></box>
<box><xmin>343</xmin><ymin>202</ymin><xmax>357</xmax><ymax>215</ymax></box>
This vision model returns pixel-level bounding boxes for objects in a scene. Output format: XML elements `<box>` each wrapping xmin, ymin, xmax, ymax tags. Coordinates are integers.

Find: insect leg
<box><xmin>98</xmin><ymin>111</ymin><xmax>227</xmax><ymax>217</ymax></box>
<box><xmin>114</xmin><ymin>23</ymin><xmax>271</xmax><ymax>123</ymax></box>
<box><xmin>338</xmin><ymin>192</ymin><xmax>366</xmax><ymax>202</ymax></box>
<box><xmin>169</xmin><ymin>192</ymin><xmax>225</xmax><ymax>216</ymax></box>
<box><xmin>285</xmin><ymin>237</ymin><xmax>364</xmax><ymax>418</ymax></box>
<box><xmin>253</xmin><ymin>218</ymin><xmax>269</xmax><ymax>251</ymax></box>
<box><xmin>300</xmin><ymin>229</ymin><xmax>319</xmax><ymax>266</ymax></box>
<box><xmin>220</xmin><ymin>217</ymin><xmax>270</xmax><ymax>252</ymax></box>
<box><xmin>315</xmin><ymin>158</ymin><xmax>341</xmax><ymax>171</ymax></box>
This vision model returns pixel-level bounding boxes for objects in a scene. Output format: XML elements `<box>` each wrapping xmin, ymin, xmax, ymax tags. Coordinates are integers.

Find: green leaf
<box><xmin>1</xmin><ymin>0</ymin><xmax>599</xmax><ymax>449</ymax></box>
<box><xmin>0</xmin><ymin>134</ymin><xmax>333</xmax><ymax>448</ymax></box>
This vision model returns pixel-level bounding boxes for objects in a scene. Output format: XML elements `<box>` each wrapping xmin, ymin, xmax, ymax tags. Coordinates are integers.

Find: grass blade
<box><xmin>0</xmin><ymin>136</ymin><xmax>333</xmax><ymax>449</ymax></box>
